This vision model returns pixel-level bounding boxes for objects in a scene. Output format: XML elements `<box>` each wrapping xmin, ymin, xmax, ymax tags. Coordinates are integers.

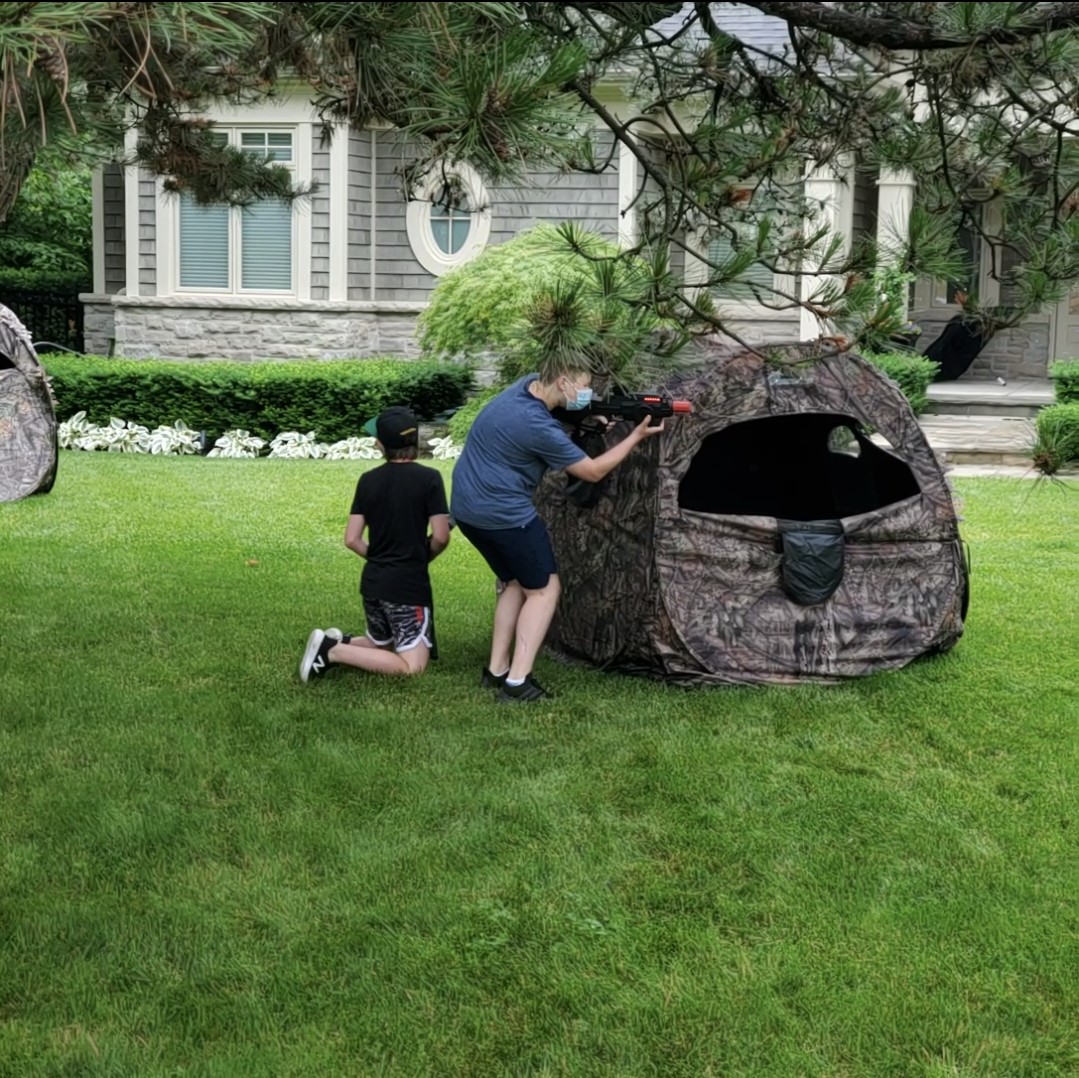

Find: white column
<box><xmin>875</xmin><ymin>169</ymin><xmax>915</xmax><ymax>257</ymax></box>
<box><xmin>875</xmin><ymin>168</ymin><xmax>917</xmax><ymax>316</ymax></box>
<box><xmin>123</xmin><ymin>126</ymin><xmax>140</xmax><ymax>298</ymax></box>
<box><xmin>328</xmin><ymin>123</ymin><xmax>350</xmax><ymax>301</ymax></box>
<box><xmin>799</xmin><ymin>157</ymin><xmax>854</xmax><ymax>341</ymax></box>
<box><xmin>369</xmin><ymin>129</ymin><xmax>378</xmax><ymax>302</ymax></box>
<box><xmin>91</xmin><ymin>168</ymin><xmax>105</xmax><ymax>295</ymax></box>
<box><xmin>295</xmin><ymin>123</ymin><xmax>314</xmax><ymax>301</ymax></box>
<box><xmin>617</xmin><ymin>137</ymin><xmax>639</xmax><ymax>248</ymax></box>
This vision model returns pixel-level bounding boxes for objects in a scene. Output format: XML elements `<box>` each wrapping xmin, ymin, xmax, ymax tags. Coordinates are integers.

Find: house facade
<box><xmin>83</xmin><ymin>8</ymin><xmax>1071</xmax><ymax>382</ymax></box>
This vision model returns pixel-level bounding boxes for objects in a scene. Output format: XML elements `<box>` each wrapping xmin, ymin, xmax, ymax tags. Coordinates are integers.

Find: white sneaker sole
<box><xmin>299</xmin><ymin>628</ymin><xmax>327</xmax><ymax>683</ymax></box>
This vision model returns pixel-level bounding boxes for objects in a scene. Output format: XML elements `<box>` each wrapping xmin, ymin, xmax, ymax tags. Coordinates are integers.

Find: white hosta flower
<box><xmin>268</xmin><ymin>430</ymin><xmax>327</xmax><ymax>459</ymax></box>
<box><xmin>72</xmin><ymin>432</ymin><xmax>108</xmax><ymax>451</ymax></box>
<box><xmin>207</xmin><ymin>429</ymin><xmax>267</xmax><ymax>458</ymax></box>
<box><xmin>58</xmin><ymin>411</ymin><xmax>97</xmax><ymax>449</ymax></box>
<box><xmin>99</xmin><ymin>417</ymin><xmax>150</xmax><ymax>453</ymax></box>
<box><xmin>428</xmin><ymin>435</ymin><xmax>461</xmax><ymax>460</ymax></box>
<box><xmin>324</xmin><ymin>437</ymin><xmax>381</xmax><ymax>460</ymax></box>
<box><xmin>145</xmin><ymin>419</ymin><xmax>202</xmax><ymax>456</ymax></box>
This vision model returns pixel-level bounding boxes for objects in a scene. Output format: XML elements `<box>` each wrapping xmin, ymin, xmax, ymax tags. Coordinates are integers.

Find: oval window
<box><xmin>406</xmin><ymin>163</ymin><xmax>491</xmax><ymax>276</ymax></box>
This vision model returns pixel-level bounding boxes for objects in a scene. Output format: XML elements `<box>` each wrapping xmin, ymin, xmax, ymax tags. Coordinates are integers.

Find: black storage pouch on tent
<box><xmin>775</xmin><ymin>518</ymin><xmax>845</xmax><ymax>605</ymax></box>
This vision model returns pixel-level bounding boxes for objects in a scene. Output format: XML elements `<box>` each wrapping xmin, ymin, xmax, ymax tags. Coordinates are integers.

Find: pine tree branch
<box><xmin>741</xmin><ymin>1</ymin><xmax>1079</xmax><ymax>51</ymax></box>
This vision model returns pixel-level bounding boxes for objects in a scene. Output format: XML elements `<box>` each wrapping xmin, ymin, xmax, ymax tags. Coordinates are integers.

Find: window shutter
<box><xmin>179</xmin><ymin>197</ymin><xmax>229</xmax><ymax>288</ymax></box>
<box><xmin>241</xmin><ymin>200</ymin><xmax>293</xmax><ymax>290</ymax></box>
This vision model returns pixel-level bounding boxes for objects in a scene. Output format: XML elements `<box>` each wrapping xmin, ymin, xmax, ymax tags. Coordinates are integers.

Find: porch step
<box><xmin>908</xmin><ymin>413</ymin><xmax>1076</xmax><ymax>477</ymax></box>
<box><xmin>923</xmin><ymin>377</ymin><xmax>1055</xmax><ymax>418</ymax></box>
<box><xmin>917</xmin><ymin>414</ymin><xmax>1039</xmax><ymax>469</ymax></box>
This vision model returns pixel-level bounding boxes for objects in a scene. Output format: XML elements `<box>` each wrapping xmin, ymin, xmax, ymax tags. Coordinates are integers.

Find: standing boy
<box><xmin>299</xmin><ymin>406</ymin><xmax>450</xmax><ymax>681</ymax></box>
<box><xmin>451</xmin><ymin>363</ymin><xmax>663</xmax><ymax>702</ymax></box>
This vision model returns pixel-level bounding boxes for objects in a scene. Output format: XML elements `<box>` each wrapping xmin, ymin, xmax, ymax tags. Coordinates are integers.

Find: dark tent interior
<box><xmin>678</xmin><ymin>412</ymin><xmax>921</xmax><ymax>520</ymax></box>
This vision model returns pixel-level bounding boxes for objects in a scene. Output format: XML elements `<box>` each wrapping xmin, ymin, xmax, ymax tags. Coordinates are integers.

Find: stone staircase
<box><xmin>916</xmin><ymin>377</ymin><xmax>1061</xmax><ymax>475</ymax></box>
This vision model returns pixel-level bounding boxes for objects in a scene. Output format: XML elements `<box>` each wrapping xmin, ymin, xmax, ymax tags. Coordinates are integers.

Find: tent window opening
<box><xmin>678</xmin><ymin>413</ymin><xmax>920</xmax><ymax>521</ymax></box>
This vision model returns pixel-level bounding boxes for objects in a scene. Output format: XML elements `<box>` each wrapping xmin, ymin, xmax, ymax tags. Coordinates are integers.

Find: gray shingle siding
<box><xmin>651</xmin><ymin>3</ymin><xmax>794</xmax><ymax>57</ymax></box>
<box><xmin>489</xmin><ymin>133</ymin><xmax>620</xmax><ymax>243</ymax></box>
<box><xmin>373</xmin><ymin>132</ymin><xmax>429</xmax><ymax>302</ymax></box>
<box><xmin>348</xmin><ymin>129</ymin><xmax>372</xmax><ymax>299</ymax></box>
<box><xmin>371</xmin><ymin>130</ymin><xmax>620</xmax><ymax>300</ymax></box>
<box><xmin>103</xmin><ymin>164</ymin><xmax>125</xmax><ymax>294</ymax></box>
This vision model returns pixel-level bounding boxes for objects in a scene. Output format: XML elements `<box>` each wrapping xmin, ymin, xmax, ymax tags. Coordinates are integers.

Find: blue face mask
<box><xmin>565</xmin><ymin>385</ymin><xmax>593</xmax><ymax>411</ymax></box>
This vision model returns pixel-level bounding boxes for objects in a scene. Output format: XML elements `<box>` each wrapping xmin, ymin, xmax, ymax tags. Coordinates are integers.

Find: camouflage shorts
<box><xmin>362</xmin><ymin>599</ymin><xmax>437</xmax><ymax>659</ymax></box>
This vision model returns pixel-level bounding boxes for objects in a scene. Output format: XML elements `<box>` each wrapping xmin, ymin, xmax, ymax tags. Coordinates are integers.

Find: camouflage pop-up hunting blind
<box><xmin>536</xmin><ymin>343</ymin><xmax>969</xmax><ymax>685</ymax></box>
<box><xmin>0</xmin><ymin>303</ymin><xmax>57</xmax><ymax>503</ymax></box>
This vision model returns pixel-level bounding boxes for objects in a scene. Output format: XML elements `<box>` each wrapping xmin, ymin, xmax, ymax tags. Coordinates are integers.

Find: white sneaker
<box><xmin>299</xmin><ymin>629</ymin><xmax>330</xmax><ymax>683</ymax></box>
<box><xmin>325</xmin><ymin>628</ymin><xmax>343</xmax><ymax>642</ymax></box>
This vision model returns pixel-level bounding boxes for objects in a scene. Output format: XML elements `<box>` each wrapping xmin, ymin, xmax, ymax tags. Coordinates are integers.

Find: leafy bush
<box><xmin>862</xmin><ymin>351</ymin><xmax>940</xmax><ymax>414</ymax></box>
<box><xmin>1049</xmin><ymin>360</ymin><xmax>1079</xmax><ymax>404</ymax></box>
<box><xmin>419</xmin><ymin>224</ymin><xmax>590</xmax><ymax>363</ymax></box>
<box><xmin>447</xmin><ymin>389</ymin><xmax>499</xmax><ymax>444</ymax></box>
<box><xmin>0</xmin><ymin>157</ymin><xmax>92</xmax><ymax>282</ymax></box>
<box><xmin>418</xmin><ymin>223</ymin><xmax>689</xmax><ymax>389</ymax></box>
<box><xmin>1033</xmin><ymin>402</ymin><xmax>1079</xmax><ymax>473</ymax></box>
<box><xmin>43</xmin><ymin>355</ymin><xmax>473</xmax><ymax>443</ymax></box>
<box><xmin>0</xmin><ymin>269</ymin><xmax>90</xmax><ymax>293</ymax></box>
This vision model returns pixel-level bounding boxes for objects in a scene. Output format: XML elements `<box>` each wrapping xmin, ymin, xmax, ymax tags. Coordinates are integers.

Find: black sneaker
<box><xmin>480</xmin><ymin>667</ymin><xmax>508</xmax><ymax>690</ymax></box>
<box><xmin>497</xmin><ymin>676</ymin><xmax>553</xmax><ymax>702</ymax></box>
<box><xmin>299</xmin><ymin>629</ymin><xmax>335</xmax><ymax>683</ymax></box>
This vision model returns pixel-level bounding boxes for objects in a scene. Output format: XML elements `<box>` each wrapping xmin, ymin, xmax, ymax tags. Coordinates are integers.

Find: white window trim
<box><xmin>405</xmin><ymin>162</ymin><xmax>492</xmax><ymax>277</ymax></box>
<box><xmin>156</xmin><ymin>122</ymin><xmax>313</xmax><ymax>300</ymax></box>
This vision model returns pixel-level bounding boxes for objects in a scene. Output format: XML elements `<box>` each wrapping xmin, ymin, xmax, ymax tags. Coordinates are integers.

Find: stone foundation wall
<box><xmin>81</xmin><ymin>297</ymin><xmax>429</xmax><ymax>361</ymax></box>
<box><xmin>83</xmin><ymin>296</ymin><xmax>1055</xmax><ymax>382</ymax></box>
<box><xmin>82</xmin><ymin>299</ymin><xmax>116</xmax><ymax>356</ymax></box>
<box><xmin>914</xmin><ymin>312</ymin><xmax>1051</xmax><ymax>381</ymax></box>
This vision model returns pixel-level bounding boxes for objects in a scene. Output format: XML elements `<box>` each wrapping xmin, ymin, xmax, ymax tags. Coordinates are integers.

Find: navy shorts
<box><xmin>457</xmin><ymin>516</ymin><xmax>558</xmax><ymax>590</ymax></box>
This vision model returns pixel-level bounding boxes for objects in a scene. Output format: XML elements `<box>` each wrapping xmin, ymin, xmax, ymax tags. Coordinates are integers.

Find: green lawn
<box><xmin>1</xmin><ymin>454</ymin><xmax>1078</xmax><ymax>1077</ymax></box>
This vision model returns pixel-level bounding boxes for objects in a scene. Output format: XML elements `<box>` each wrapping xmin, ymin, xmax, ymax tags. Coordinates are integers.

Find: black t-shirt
<box><xmin>350</xmin><ymin>461</ymin><xmax>449</xmax><ymax>605</ymax></box>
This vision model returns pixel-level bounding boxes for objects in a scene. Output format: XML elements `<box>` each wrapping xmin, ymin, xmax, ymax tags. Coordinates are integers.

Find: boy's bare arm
<box><xmin>427</xmin><ymin>513</ymin><xmax>451</xmax><ymax>560</ymax></box>
<box><xmin>345</xmin><ymin>513</ymin><xmax>369</xmax><ymax>558</ymax></box>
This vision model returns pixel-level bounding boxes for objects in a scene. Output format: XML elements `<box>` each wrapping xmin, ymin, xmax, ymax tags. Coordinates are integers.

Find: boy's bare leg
<box><xmin>328</xmin><ymin>642</ymin><xmax>429</xmax><ymax>676</ymax></box>
<box><xmin>506</xmin><ymin>574</ymin><xmax>560</xmax><ymax>682</ymax></box>
<box><xmin>489</xmin><ymin>581</ymin><xmax>526</xmax><ymax>675</ymax></box>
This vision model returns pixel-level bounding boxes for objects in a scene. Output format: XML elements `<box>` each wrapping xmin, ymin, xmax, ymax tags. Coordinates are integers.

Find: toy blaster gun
<box><xmin>553</xmin><ymin>392</ymin><xmax>693</xmax><ymax>430</ymax></box>
<box><xmin>556</xmin><ymin>392</ymin><xmax>693</xmax><ymax>509</ymax></box>
<box><xmin>588</xmin><ymin>392</ymin><xmax>693</xmax><ymax>426</ymax></box>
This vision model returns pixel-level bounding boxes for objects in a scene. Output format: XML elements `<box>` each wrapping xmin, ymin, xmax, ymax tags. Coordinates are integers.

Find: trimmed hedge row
<box><xmin>862</xmin><ymin>351</ymin><xmax>940</xmax><ymax>415</ymax></box>
<box><xmin>42</xmin><ymin>355</ymin><xmax>474</xmax><ymax>443</ymax></box>
<box><xmin>1049</xmin><ymin>360</ymin><xmax>1079</xmax><ymax>404</ymax></box>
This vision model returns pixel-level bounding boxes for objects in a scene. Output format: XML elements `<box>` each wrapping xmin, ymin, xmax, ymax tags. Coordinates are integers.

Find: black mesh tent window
<box><xmin>678</xmin><ymin>412</ymin><xmax>921</xmax><ymax>521</ymax></box>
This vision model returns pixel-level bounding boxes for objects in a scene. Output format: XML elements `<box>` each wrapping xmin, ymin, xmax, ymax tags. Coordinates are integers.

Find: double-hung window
<box><xmin>178</xmin><ymin>129</ymin><xmax>295</xmax><ymax>293</ymax></box>
<box><xmin>701</xmin><ymin>181</ymin><xmax>801</xmax><ymax>303</ymax></box>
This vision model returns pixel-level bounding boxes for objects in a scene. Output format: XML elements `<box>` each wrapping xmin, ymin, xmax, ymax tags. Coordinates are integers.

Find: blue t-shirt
<box><xmin>451</xmin><ymin>374</ymin><xmax>587</xmax><ymax>529</ymax></box>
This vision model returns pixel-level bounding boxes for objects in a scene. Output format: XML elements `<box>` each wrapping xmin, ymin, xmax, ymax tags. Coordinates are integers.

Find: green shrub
<box><xmin>418</xmin><ymin>224</ymin><xmax>596</xmax><ymax>363</ymax></box>
<box><xmin>42</xmin><ymin>355</ymin><xmax>473</xmax><ymax>442</ymax></box>
<box><xmin>1033</xmin><ymin>402</ymin><xmax>1079</xmax><ymax>472</ymax></box>
<box><xmin>862</xmin><ymin>351</ymin><xmax>940</xmax><ymax>415</ymax></box>
<box><xmin>446</xmin><ymin>389</ymin><xmax>499</xmax><ymax>444</ymax></box>
<box><xmin>1049</xmin><ymin>360</ymin><xmax>1079</xmax><ymax>404</ymax></box>
<box><xmin>0</xmin><ymin>269</ymin><xmax>90</xmax><ymax>293</ymax></box>
<box><xmin>419</xmin><ymin>223</ymin><xmax>688</xmax><ymax>390</ymax></box>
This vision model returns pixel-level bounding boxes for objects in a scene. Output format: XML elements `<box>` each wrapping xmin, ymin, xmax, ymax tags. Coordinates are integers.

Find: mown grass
<box><xmin>1</xmin><ymin>455</ymin><xmax>1077</xmax><ymax>1077</ymax></box>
